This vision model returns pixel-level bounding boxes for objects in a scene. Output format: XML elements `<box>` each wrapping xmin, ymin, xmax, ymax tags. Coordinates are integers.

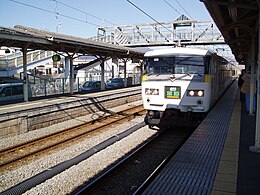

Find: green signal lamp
<box><xmin>52</xmin><ymin>54</ymin><xmax>61</xmax><ymax>62</ymax></box>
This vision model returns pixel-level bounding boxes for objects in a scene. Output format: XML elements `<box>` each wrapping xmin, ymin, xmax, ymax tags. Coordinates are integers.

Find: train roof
<box><xmin>144</xmin><ymin>47</ymin><xmax>212</xmax><ymax>57</ymax></box>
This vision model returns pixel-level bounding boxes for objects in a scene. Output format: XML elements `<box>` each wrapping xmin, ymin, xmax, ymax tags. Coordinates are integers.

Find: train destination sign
<box><xmin>165</xmin><ymin>86</ymin><xmax>181</xmax><ymax>99</ymax></box>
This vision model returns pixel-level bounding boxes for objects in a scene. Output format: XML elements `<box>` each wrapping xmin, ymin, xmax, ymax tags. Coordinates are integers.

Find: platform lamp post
<box><xmin>250</xmin><ymin>0</ymin><xmax>260</xmax><ymax>153</ymax></box>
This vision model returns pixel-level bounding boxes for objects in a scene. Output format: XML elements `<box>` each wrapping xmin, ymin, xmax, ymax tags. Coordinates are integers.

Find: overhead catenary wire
<box><xmin>50</xmin><ymin>0</ymin><xmax>117</xmax><ymax>26</ymax></box>
<box><xmin>9</xmin><ymin>0</ymin><xmax>100</xmax><ymax>27</ymax></box>
<box><xmin>174</xmin><ymin>0</ymin><xmax>194</xmax><ymax>20</ymax></box>
<box><xmin>163</xmin><ymin>0</ymin><xmax>182</xmax><ymax>16</ymax></box>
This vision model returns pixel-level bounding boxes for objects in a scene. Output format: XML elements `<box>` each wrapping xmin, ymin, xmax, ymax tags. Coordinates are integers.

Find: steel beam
<box><xmin>199</xmin><ymin>0</ymin><xmax>258</xmax><ymax>10</ymax></box>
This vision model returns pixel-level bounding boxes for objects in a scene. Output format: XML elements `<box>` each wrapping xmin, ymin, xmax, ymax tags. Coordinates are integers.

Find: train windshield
<box><xmin>145</xmin><ymin>56</ymin><xmax>206</xmax><ymax>75</ymax></box>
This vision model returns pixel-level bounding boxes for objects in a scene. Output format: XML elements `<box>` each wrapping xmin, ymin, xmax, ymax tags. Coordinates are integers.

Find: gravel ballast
<box><xmin>0</xmin><ymin>100</ymin><xmax>157</xmax><ymax>194</ymax></box>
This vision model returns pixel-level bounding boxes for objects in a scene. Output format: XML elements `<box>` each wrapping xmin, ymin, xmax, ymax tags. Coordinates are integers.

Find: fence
<box><xmin>0</xmin><ymin>73</ymin><xmax>141</xmax><ymax>104</ymax></box>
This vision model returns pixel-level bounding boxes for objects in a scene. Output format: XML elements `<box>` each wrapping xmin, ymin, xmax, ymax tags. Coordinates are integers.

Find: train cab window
<box><xmin>145</xmin><ymin>55</ymin><xmax>210</xmax><ymax>75</ymax></box>
<box><xmin>145</xmin><ymin>56</ymin><xmax>206</xmax><ymax>75</ymax></box>
<box><xmin>146</xmin><ymin>57</ymin><xmax>174</xmax><ymax>74</ymax></box>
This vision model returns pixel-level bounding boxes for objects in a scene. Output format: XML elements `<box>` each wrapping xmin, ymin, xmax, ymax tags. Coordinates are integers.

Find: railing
<box><xmin>91</xmin><ymin>20</ymin><xmax>224</xmax><ymax>46</ymax></box>
<box><xmin>0</xmin><ymin>73</ymin><xmax>142</xmax><ymax>103</ymax></box>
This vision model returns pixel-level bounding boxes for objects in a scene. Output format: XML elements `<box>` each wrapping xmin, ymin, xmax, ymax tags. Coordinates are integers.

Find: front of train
<box><xmin>142</xmin><ymin>47</ymin><xmax>212</xmax><ymax>127</ymax></box>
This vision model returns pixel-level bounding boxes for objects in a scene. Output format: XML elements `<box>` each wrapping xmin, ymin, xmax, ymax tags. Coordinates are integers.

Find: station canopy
<box><xmin>0</xmin><ymin>25</ymin><xmax>144</xmax><ymax>59</ymax></box>
<box><xmin>201</xmin><ymin>0</ymin><xmax>258</xmax><ymax>63</ymax></box>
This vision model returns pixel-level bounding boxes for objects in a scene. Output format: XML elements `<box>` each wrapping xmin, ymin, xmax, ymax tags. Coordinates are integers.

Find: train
<box><xmin>141</xmin><ymin>47</ymin><xmax>238</xmax><ymax>128</ymax></box>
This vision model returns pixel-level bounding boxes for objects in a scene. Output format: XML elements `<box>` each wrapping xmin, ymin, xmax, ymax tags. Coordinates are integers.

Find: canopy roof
<box><xmin>200</xmin><ymin>0</ymin><xmax>258</xmax><ymax>63</ymax></box>
<box><xmin>0</xmin><ymin>25</ymin><xmax>144</xmax><ymax>59</ymax></box>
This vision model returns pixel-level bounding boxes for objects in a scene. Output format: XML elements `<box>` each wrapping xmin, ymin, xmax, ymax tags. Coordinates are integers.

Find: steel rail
<box><xmin>1</xmin><ymin>121</ymin><xmax>147</xmax><ymax>195</ymax></box>
<box><xmin>0</xmin><ymin>105</ymin><xmax>145</xmax><ymax>171</ymax></box>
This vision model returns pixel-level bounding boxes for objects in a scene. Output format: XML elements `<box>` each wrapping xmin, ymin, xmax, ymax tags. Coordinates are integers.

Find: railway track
<box><xmin>0</xmin><ymin>105</ymin><xmax>145</xmax><ymax>173</ymax></box>
<box><xmin>72</xmin><ymin>126</ymin><xmax>194</xmax><ymax>195</ymax></box>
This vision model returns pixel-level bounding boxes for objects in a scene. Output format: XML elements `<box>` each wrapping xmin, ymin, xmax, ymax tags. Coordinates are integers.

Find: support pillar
<box><xmin>22</xmin><ymin>46</ymin><xmax>29</xmax><ymax>102</ymax></box>
<box><xmin>249</xmin><ymin>37</ymin><xmax>256</xmax><ymax>115</ymax></box>
<box><xmin>250</xmin><ymin>0</ymin><xmax>260</xmax><ymax>153</ymax></box>
<box><xmin>252</xmin><ymin>59</ymin><xmax>260</xmax><ymax>152</ymax></box>
<box><xmin>65</xmin><ymin>56</ymin><xmax>70</xmax><ymax>78</ymax></box>
<box><xmin>64</xmin><ymin>56</ymin><xmax>74</xmax><ymax>94</ymax></box>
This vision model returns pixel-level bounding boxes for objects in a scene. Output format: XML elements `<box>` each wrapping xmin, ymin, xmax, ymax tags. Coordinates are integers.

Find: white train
<box><xmin>142</xmin><ymin>47</ymin><xmax>238</xmax><ymax>127</ymax></box>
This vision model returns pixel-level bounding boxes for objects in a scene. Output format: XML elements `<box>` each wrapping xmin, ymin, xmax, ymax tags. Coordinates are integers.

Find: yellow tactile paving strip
<box><xmin>211</xmin><ymin>91</ymin><xmax>241</xmax><ymax>195</ymax></box>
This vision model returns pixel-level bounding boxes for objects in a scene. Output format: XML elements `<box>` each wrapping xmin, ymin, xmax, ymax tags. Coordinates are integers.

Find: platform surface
<box><xmin>143</xmin><ymin>81</ymin><xmax>260</xmax><ymax>195</ymax></box>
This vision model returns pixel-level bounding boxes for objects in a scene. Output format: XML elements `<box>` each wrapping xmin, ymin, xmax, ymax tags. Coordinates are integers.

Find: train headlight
<box><xmin>197</xmin><ymin>90</ymin><xmax>204</xmax><ymax>97</ymax></box>
<box><xmin>145</xmin><ymin>88</ymin><xmax>159</xmax><ymax>95</ymax></box>
<box><xmin>187</xmin><ymin>90</ymin><xmax>204</xmax><ymax>97</ymax></box>
<box><xmin>188</xmin><ymin>90</ymin><xmax>195</xmax><ymax>96</ymax></box>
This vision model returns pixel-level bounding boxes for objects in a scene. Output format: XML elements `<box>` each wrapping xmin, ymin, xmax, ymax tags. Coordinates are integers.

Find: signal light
<box><xmin>52</xmin><ymin>54</ymin><xmax>61</xmax><ymax>62</ymax></box>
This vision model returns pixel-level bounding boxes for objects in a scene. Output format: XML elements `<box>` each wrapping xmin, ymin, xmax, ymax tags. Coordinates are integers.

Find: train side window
<box><xmin>204</xmin><ymin>56</ymin><xmax>211</xmax><ymax>74</ymax></box>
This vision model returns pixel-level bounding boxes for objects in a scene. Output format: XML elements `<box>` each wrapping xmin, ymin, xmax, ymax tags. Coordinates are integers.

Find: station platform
<box><xmin>142</xmin><ymin>81</ymin><xmax>260</xmax><ymax>195</ymax></box>
<box><xmin>0</xmin><ymin>86</ymin><xmax>141</xmax><ymax>138</ymax></box>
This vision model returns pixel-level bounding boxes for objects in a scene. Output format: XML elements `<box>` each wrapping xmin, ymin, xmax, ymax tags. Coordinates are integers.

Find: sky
<box><xmin>0</xmin><ymin>0</ymin><xmax>212</xmax><ymax>38</ymax></box>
